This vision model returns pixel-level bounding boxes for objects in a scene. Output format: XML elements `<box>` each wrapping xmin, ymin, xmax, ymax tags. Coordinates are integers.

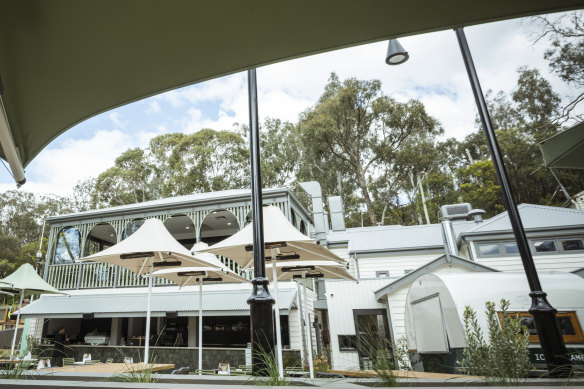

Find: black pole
<box><xmin>246</xmin><ymin>68</ymin><xmax>275</xmax><ymax>375</ymax></box>
<box><xmin>455</xmin><ymin>28</ymin><xmax>571</xmax><ymax>377</ymax></box>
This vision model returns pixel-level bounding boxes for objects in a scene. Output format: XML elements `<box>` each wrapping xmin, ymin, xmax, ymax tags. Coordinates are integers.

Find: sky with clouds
<box><xmin>1</xmin><ymin>12</ymin><xmax>581</xmax><ymax>197</ymax></box>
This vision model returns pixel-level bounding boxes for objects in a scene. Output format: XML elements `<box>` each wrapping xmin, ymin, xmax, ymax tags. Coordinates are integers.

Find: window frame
<box><xmin>475</xmin><ymin>236</ymin><xmax>584</xmax><ymax>258</ymax></box>
<box><xmin>338</xmin><ymin>334</ymin><xmax>357</xmax><ymax>351</ymax></box>
<box><xmin>500</xmin><ymin>311</ymin><xmax>584</xmax><ymax>344</ymax></box>
<box><xmin>559</xmin><ymin>237</ymin><xmax>584</xmax><ymax>254</ymax></box>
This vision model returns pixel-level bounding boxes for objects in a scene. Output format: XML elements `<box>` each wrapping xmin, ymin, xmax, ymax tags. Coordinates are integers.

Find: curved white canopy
<box><xmin>83</xmin><ymin>218</ymin><xmax>211</xmax><ymax>274</ymax></box>
<box><xmin>202</xmin><ymin>206</ymin><xmax>345</xmax><ymax>268</ymax></box>
<box><xmin>260</xmin><ymin>260</ymin><xmax>356</xmax><ymax>282</ymax></box>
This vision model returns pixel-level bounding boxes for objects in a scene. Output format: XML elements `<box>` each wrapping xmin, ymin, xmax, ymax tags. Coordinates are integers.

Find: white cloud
<box><xmin>144</xmin><ymin>101</ymin><xmax>161</xmax><ymax>114</ymax></box>
<box><xmin>109</xmin><ymin>111</ymin><xmax>128</xmax><ymax>129</ymax></box>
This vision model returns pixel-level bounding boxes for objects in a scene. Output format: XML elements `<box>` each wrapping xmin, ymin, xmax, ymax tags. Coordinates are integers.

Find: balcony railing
<box><xmin>47</xmin><ymin>262</ymin><xmax>174</xmax><ymax>290</ymax></box>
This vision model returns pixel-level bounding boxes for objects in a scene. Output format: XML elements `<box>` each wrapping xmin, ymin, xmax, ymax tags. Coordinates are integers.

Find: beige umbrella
<box><xmin>82</xmin><ymin>218</ymin><xmax>213</xmax><ymax>363</ymax></box>
<box><xmin>0</xmin><ymin>263</ymin><xmax>66</xmax><ymax>359</ymax></box>
<box><xmin>202</xmin><ymin>206</ymin><xmax>348</xmax><ymax>378</ymax></box>
<box><xmin>153</xmin><ymin>242</ymin><xmax>248</xmax><ymax>374</ymax></box>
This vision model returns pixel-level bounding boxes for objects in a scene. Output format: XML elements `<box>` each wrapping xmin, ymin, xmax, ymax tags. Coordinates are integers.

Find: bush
<box><xmin>313</xmin><ymin>356</ymin><xmax>330</xmax><ymax>373</ymax></box>
<box><xmin>460</xmin><ymin>299</ymin><xmax>531</xmax><ymax>385</ymax></box>
<box><xmin>358</xmin><ymin>330</ymin><xmax>397</xmax><ymax>387</ymax></box>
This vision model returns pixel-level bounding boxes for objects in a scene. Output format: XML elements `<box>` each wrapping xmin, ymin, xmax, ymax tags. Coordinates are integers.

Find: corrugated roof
<box><xmin>466</xmin><ymin>204</ymin><xmax>584</xmax><ymax>235</ymax></box>
<box><xmin>46</xmin><ymin>187</ymin><xmax>290</xmax><ymax>222</ymax></box>
<box><xmin>327</xmin><ymin>224</ymin><xmax>444</xmax><ymax>253</ymax></box>
<box><xmin>19</xmin><ymin>288</ymin><xmax>296</xmax><ymax>318</ymax></box>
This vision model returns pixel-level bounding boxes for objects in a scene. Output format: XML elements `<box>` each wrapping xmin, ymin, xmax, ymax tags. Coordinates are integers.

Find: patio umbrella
<box><xmin>539</xmin><ymin>121</ymin><xmax>584</xmax><ymax>169</ymax></box>
<box><xmin>203</xmin><ymin>206</ymin><xmax>347</xmax><ymax>378</ymax></box>
<box><xmin>0</xmin><ymin>263</ymin><xmax>65</xmax><ymax>360</ymax></box>
<box><xmin>153</xmin><ymin>242</ymin><xmax>249</xmax><ymax>375</ymax></box>
<box><xmin>259</xmin><ymin>260</ymin><xmax>356</xmax><ymax>379</ymax></box>
<box><xmin>82</xmin><ymin>218</ymin><xmax>213</xmax><ymax>363</ymax></box>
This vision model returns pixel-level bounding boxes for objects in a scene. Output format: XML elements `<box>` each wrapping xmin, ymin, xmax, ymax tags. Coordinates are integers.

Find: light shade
<box><xmin>385</xmin><ymin>39</ymin><xmax>409</xmax><ymax>65</ymax></box>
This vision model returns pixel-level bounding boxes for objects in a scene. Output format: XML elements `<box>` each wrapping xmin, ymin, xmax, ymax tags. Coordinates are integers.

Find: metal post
<box><xmin>198</xmin><ymin>277</ymin><xmax>203</xmax><ymax>374</ymax></box>
<box><xmin>143</xmin><ymin>262</ymin><xmax>153</xmax><ymax>364</ymax></box>
<box><xmin>271</xmin><ymin>250</ymin><xmax>284</xmax><ymax>378</ymax></box>
<box><xmin>302</xmin><ymin>273</ymin><xmax>314</xmax><ymax>379</ymax></box>
<box><xmin>246</xmin><ymin>68</ymin><xmax>275</xmax><ymax>375</ymax></box>
<box><xmin>10</xmin><ymin>290</ymin><xmax>24</xmax><ymax>360</ymax></box>
<box><xmin>455</xmin><ymin>28</ymin><xmax>571</xmax><ymax>377</ymax></box>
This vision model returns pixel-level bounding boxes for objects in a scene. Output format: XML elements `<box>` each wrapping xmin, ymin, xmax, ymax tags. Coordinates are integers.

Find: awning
<box><xmin>1</xmin><ymin>1</ymin><xmax>582</xmax><ymax>182</ymax></box>
<box><xmin>19</xmin><ymin>288</ymin><xmax>297</xmax><ymax>319</ymax></box>
<box><xmin>539</xmin><ymin>121</ymin><xmax>584</xmax><ymax>169</ymax></box>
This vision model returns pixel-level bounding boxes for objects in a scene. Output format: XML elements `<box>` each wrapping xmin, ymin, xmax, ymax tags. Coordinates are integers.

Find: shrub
<box><xmin>461</xmin><ymin>299</ymin><xmax>531</xmax><ymax>385</ymax></box>
<box><xmin>313</xmin><ymin>356</ymin><xmax>330</xmax><ymax>373</ymax></box>
<box><xmin>358</xmin><ymin>330</ymin><xmax>397</xmax><ymax>387</ymax></box>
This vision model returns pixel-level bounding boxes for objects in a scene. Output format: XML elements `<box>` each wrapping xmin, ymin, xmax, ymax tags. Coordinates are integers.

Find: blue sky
<box><xmin>1</xmin><ymin>12</ymin><xmax>581</xmax><ymax>197</ymax></box>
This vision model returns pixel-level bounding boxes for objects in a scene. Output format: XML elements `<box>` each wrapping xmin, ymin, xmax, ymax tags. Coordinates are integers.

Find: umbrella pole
<box><xmin>10</xmin><ymin>290</ymin><xmax>24</xmax><ymax>360</ymax></box>
<box><xmin>302</xmin><ymin>273</ymin><xmax>314</xmax><ymax>379</ymax></box>
<box><xmin>198</xmin><ymin>277</ymin><xmax>203</xmax><ymax>375</ymax></box>
<box><xmin>271</xmin><ymin>251</ymin><xmax>284</xmax><ymax>378</ymax></box>
<box><xmin>144</xmin><ymin>264</ymin><xmax>153</xmax><ymax>364</ymax></box>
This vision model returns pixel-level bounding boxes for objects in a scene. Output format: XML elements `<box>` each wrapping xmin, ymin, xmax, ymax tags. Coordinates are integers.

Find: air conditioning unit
<box><xmin>440</xmin><ymin>203</ymin><xmax>472</xmax><ymax>220</ymax></box>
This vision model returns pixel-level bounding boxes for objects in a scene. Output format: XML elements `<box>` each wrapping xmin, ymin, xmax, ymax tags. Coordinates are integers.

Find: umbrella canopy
<box><xmin>261</xmin><ymin>260</ymin><xmax>356</xmax><ymax>282</ymax></box>
<box><xmin>0</xmin><ymin>263</ymin><xmax>65</xmax><ymax>360</ymax></box>
<box><xmin>1</xmin><ymin>2</ymin><xmax>581</xmax><ymax>183</ymax></box>
<box><xmin>539</xmin><ymin>121</ymin><xmax>584</xmax><ymax>169</ymax></box>
<box><xmin>0</xmin><ymin>263</ymin><xmax>64</xmax><ymax>296</ymax></box>
<box><xmin>82</xmin><ymin>218</ymin><xmax>211</xmax><ymax>273</ymax></box>
<box><xmin>202</xmin><ymin>206</ymin><xmax>345</xmax><ymax>268</ymax></box>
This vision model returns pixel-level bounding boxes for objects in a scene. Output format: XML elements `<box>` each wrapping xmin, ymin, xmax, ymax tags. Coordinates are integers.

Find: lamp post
<box><xmin>246</xmin><ymin>68</ymin><xmax>275</xmax><ymax>374</ymax></box>
<box><xmin>453</xmin><ymin>28</ymin><xmax>570</xmax><ymax>376</ymax></box>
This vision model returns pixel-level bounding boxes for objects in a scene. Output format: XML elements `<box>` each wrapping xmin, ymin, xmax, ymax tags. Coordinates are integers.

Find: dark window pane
<box><xmin>478</xmin><ymin>243</ymin><xmax>500</xmax><ymax>256</ymax></box>
<box><xmin>533</xmin><ymin>240</ymin><xmax>556</xmax><ymax>252</ymax></box>
<box><xmin>520</xmin><ymin>316</ymin><xmax>538</xmax><ymax>336</ymax></box>
<box><xmin>562</xmin><ymin>239</ymin><xmax>584</xmax><ymax>251</ymax></box>
<box><xmin>54</xmin><ymin>227</ymin><xmax>81</xmax><ymax>264</ymax></box>
<box><xmin>557</xmin><ymin>316</ymin><xmax>577</xmax><ymax>336</ymax></box>
<box><xmin>503</xmin><ymin>242</ymin><xmax>519</xmax><ymax>255</ymax></box>
<box><xmin>338</xmin><ymin>335</ymin><xmax>357</xmax><ymax>350</ymax></box>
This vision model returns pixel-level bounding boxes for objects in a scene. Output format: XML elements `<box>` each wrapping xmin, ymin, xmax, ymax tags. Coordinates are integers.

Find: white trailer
<box><xmin>405</xmin><ymin>273</ymin><xmax>584</xmax><ymax>370</ymax></box>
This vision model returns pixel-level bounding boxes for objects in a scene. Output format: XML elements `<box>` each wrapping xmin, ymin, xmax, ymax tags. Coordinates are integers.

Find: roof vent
<box><xmin>440</xmin><ymin>203</ymin><xmax>472</xmax><ymax>220</ymax></box>
<box><xmin>466</xmin><ymin>208</ymin><xmax>486</xmax><ymax>222</ymax></box>
<box><xmin>328</xmin><ymin>196</ymin><xmax>346</xmax><ymax>232</ymax></box>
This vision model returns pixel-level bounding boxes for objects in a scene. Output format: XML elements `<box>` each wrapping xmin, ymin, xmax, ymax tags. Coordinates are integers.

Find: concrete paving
<box><xmin>1</xmin><ymin>373</ymin><xmax>584</xmax><ymax>388</ymax></box>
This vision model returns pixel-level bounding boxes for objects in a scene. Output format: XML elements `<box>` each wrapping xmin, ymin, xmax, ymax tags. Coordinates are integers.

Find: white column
<box><xmin>144</xmin><ymin>264</ymin><xmax>153</xmax><ymax>364</ymax></box>
<box><xmin>198</xmin><ymin>278</ymin><xmax>203</xmax><ymax>374</ymax></box>
<box><xmin>188</xmin><ymin>316</ymin><xmax>197</xmax><ymax>347</ymax></box>
<box><xmin>271</xmin><ymin>250</ymin><xmax>284</xmax><ymax>378</ymax></box>
<box><xmin>302</xmin><ymin>274</ymin><xmax>314</xmax><ymax>379</ymax></box>
<box><xmin>10</xmin><ymin>290</ymin><xmax>25</xmax><ymax>360</ymax></box>
<box><xmin>110</xmin><ymin>318</ymin><xmax>122</xmax><ymax>346</ymax></box>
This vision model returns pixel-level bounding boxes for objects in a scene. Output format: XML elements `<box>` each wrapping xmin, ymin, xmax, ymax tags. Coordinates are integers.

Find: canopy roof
<box><xmin>0</xmin><ymin>263</ymin><xmax>64</xmax><ymax>296</ymax></box>
<box><xmin>203</xmin><ymin>206</ymin><xmax>345</xmax><ymax>268</ymax></box>
<box><xmin>539</xmin><ymin>121</ymin><xmax>584</xmax><ymax>169</ymax></box>
<box><xmin>1</xmin><ymin>1</ymin><xmax>583</xmax><ymax>177</ymax></box>
<box><xmin>18</xmin><ymin>288</ymin><xmax>297</xmax><ymax>318</ymax></box>
<box><xmin>83</xmin><ymin>218</ymin><xmax>211</xmax><ymax>274</ymax></box>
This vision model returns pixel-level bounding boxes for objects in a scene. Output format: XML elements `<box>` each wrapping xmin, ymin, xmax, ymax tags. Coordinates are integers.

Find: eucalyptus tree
<box><xmin>298</xmin><ymin>73</ymin><xmax>441</xmax><ymax>225</ymax></box>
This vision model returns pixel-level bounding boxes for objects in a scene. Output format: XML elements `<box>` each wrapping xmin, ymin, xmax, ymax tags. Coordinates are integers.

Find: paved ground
<box><xmin>1</xmin><ymin>371</ymin><xmax>583</xmax><ymax>388</ymax></box>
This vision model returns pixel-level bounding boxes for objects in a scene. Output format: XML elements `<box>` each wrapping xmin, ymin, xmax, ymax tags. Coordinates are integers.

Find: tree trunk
<box><xmin>356</xmin><ymin>167</ymin><xmax>378</xmax><ymax>225</ymax></box>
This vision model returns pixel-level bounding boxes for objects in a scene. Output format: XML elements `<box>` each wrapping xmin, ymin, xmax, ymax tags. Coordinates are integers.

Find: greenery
<box><xmin>248</xmin><ymin>343</ymin><xmax>289</xmax><ymax>386</ymax></box>
<box><xmin>460</xmin><ymin>299</ymin><xmax>531</xmax><ymax>385</ymax></box>
<box><xmin>358</xmin><ymin>330</ymin><xmax>397</xmax><ymax>387</ymax></box>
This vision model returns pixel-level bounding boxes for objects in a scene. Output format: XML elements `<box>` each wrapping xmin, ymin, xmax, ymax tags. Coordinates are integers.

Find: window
<box><xmin>338</xmin><ymin>335</ymin><xmax>357</xmax><ymax>351</ymax></box>
<box><xmin>376</xmin><ymin>271</ymin><xmax>389</xmax><ymax>278</ymax></box>
<box><xmin>54</xmin><ymin>227</ymin><xmax>81</xmax><ymax>264</ymax></box>
<box><xmin>532</xmin><ymin>240</ymin><xmax>557</xmax><ymax>253</ymax></box>
<box><xmin>561</xmin><ymin>238</ymin><xmax>584</xmax><ymax>252</ymax></box>
<box><xmin>502</xmin><ymin>312</ymin><xmax>584</xmax><ymax>344</ymax></box>
<box><xmin>477</xmin><ymin>242</ymin><xmax>501</xmax><ymax>257</ymax></box>
<box><xmin>502</xmin><ymin>242</ymin><xmax>519</xmax><ymax>255</ymax></box>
